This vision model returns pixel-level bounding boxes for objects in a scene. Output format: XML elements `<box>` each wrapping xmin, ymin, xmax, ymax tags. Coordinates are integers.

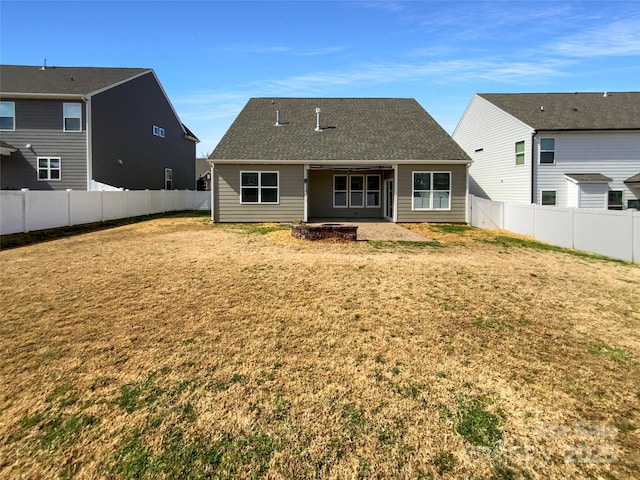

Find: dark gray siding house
<box><xmin>0</xmin><ymin>64</ymin><xmax>198</xmax><ymax>191</ymax></box>
<box><xmin>209</xmin><ymin>98</ymin><xmax>471</xmax><ymax>223</ymax></box>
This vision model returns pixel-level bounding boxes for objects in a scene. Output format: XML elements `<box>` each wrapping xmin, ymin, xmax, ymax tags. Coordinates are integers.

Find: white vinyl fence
<box><xmin>469</xmin><ymin>195</ymin><xmax>640</xmax><ymax>264</ymax></box>
<box><xmin>1</xmin><ymin>189</ymin><xmax>211</xmax><ymax>235</ymax></box>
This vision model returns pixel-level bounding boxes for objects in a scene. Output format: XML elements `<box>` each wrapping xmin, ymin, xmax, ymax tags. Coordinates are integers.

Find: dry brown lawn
<box><xmin>1</xmin><ymin>214</ymin><xmax>639</xmax><ymax>479</ymax></box>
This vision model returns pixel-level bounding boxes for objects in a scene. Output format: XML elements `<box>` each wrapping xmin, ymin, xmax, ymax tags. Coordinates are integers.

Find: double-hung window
<box><xmin>366</xmin><ymin>175</ymin><xmax>380</xmax><ymax>207</ymax></box>
<box><xmin>350</xmin><ymin>175</ymin><xmax>364</xmax><ymax>207</ymax></box>
<box><xmin>412</xmin><ymin>172</ymin><xmax>451</xmax><ymax>210</ymax></box>
<box><xmin>38</xmin><ymin>157</ymin><xmax>61</xmax><ymax>181</ymax></box>
<box><xmin>241</xmin><ymin>171</ymin><xmax>279</xmax><ymax>204</ymax></box>
<box><xmin>539</xmin><ymin>138</ymin><xmax>555</xmax><ymax>164</ymax></box>
<box><xmin>515</xmin><ymin>141</ymin><xmax>525</xmax><ymax>165</ymax></box>
<box><xmin>63</xmin><ymin>103</ymin><xmax>82</xmax><ymax>131</ymax></box>
<box><xmin>0</xmin><ymin>101</ymin><xmax>15</xmax><ymax>130</ymax></box>
<box><xmin>334</xmin><ymin>175</ymin><xmax>348</xmax><ymax>207</ymax></box>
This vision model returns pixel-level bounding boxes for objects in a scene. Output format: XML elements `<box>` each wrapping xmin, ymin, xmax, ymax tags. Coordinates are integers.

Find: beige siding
<box><xmin>396</xmin><ymin>164</ymin><xmax>467</xmax><ymax>223</ymax></box>
<box><xmin>308</xmin><ymin>169</ymin><xmax>384</xmax><ymax>219</ymax></box>
<box><xmin>214</xmin><ymin>164</ymin><xmax>304</xmax><ymax>222</ymax></box>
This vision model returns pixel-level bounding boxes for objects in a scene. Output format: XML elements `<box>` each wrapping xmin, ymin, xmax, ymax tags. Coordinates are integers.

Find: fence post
<box><xmin>20</xmin><ymin>188</ymin><xmax>29</xmax><ymax>233</ymax></box>
<box><xmin>67</xmin><ymin>189</ymin><xmax>73</xmax><ymax>226</ymax></box>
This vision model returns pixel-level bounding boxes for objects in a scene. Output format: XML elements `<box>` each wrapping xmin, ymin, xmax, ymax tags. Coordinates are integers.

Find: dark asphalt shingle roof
<box><xmin>625</xmin><ymin>173</ymin><xmax>640</xmax><ymax>184</ymax></box>
<box><xmin>210</xmin><ymin>98</ymin><xmax>470</xmax><ymax>162</ymax></box>
<box><xmin>0</xmin><ymin>64</ymin><xmax>150</xmax><ymax>96</ymax></box>
<box><xmin>564</xmin><ymin>173</ymin><xmax>612</xmax><ymax>183</ymax></box>
<box><xmin>479</xmin><ymin>92</ymin><xmax>640</xmax><ymax>131</ymax></box>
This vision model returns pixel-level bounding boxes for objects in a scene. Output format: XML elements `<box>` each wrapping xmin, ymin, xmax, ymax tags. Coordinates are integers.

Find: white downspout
<box><xmin>209</xmin><ymin>163</ymin><xmax>215</xmax><ymax>222</ymax></box>
<box><xmin>393</xmin><ymin>163</ymin><xmax>398</xmax><ymax>222</ymax></box>
<box><xmin>85</xmin><ymin>96</ymin><xmax>92</xmax><ymax>190</ymax></box>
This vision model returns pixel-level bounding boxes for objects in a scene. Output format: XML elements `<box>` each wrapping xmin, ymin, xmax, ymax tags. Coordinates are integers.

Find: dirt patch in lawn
<box><xmin>1</xmin><ymin>216</ymin><xmax>639</xmax><ymax>479</ymax></box>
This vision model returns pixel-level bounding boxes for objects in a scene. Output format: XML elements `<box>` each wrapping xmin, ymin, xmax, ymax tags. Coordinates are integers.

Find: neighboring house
<box><xmin>196</xmin><ymin>157</ymin><xmax>211</xmax><ymax>191</ymax></box>
<box><xmin>453</xmin><ymin>92</ymin><xmax>640</xmax><ymax>210</ymax></box>
<box><xmin>0</xmin><ymin>64</ymin><xmax>199</xmax><ymax>191</ymax></box>
<box><xmin>208</xmin><ymin>98</ymin><xmax>471</xmax><ymax>223</ymax></box>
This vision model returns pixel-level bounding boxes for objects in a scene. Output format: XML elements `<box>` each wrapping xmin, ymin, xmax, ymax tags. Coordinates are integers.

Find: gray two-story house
<box><xmin>0</xmin><ymin>64</ymin><xmax>198</xmax><ymax>191</ymax></box>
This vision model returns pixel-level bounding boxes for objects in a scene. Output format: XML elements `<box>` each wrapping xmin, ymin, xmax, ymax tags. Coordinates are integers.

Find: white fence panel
<box><xmin>26</xmin><ymin>191</ymin><xmax>69</xmax><ymax>232</ymax></box>
<box><xmin>102</xmin><ymin>191</ymin><xmax>128</xmax><ymax>221</ymax></box>
<box><xmin>533</xmin><ymin>206</ymin><xmax>574</xmax><ymax>249</ymax></box>
<box><xmin>504</xmin><ymin>203</ymin><xmax>534</xmax><ymax>237</ymax></box>
<box><xmin>0</xmin><ymin>191</ymin><xmax>25</xmax><ymax>235</ymax></box>
<box><xmin>193</xmin><ymin>191</ymin><xmax>210</xmax><ymax>210</ymax></box>
<box><xmin>70</xmin><ymin>191</ymin><xmax>103</xmax><ymax>226</ymax></box>
<box><xmin>148</xmin><ymin>191</ymin><xmax>165</xmax><ymax>214</ymax></box>
<box><xmin>471</xmin><ymin>195</ymin><xmax>503</xmax><ymax>229</ymax></box>
<box><xmin>1</xmin><ymin>189</ymin><xmax>212</xmax><ymax>236</ymax></box>
<box><xmin>573</xmin><ymin>209</ymin><xmax>633</xmax><ymax>262</ymax></box>
<box><xmin>470</xmin><ymin>195</ymin><xmax>638</xmax><ymax>264</ymax></box>
<box><xmin>125</xmin><ymin>191</ymin><xmax>150</xmax><ymax>218</ymax></box>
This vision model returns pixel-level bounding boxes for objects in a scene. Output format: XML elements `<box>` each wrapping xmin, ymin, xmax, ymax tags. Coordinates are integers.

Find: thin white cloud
<box><xmin>208</xmin><ymin>43</ymin><xmax>345</xmax><ymax>56</ymax></box>
<box><xmin>549</xmin><ymin>17</ymin><xmax>640</xmax><ymax>57</ymax></box>
<box><xmin>256</xmin><ymin>58</ymin><xmax>571</xmax><ymax>94</ymax></box>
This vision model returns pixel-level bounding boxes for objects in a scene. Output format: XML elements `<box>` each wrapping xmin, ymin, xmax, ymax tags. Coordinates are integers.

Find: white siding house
<box><xmin>453</xmin><ymin>92</ymin><xmax>640</xmax><ymax>210</ymax></box>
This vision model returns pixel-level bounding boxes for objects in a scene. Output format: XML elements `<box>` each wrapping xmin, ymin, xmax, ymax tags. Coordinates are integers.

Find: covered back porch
<box><xmin>305</xmin><ymin>164</ymin><xmax>396</xmax><ymax>222</ymax></box>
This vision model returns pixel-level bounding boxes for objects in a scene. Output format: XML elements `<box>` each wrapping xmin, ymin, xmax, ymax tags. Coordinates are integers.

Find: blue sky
<box><xmin>2</xmin><ymin>1</ymin><xmax>639</xmax><ymax>155</ymax></box>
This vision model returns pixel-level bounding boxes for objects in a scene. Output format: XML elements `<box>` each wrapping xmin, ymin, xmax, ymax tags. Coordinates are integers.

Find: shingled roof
<box><xmin>478</xmin><ymin>92</ymin><xmax>640</xmax><ymax>131</ymax></box>
<box><xmin>210</xmin><ymin>98</ymin><xmax>470</xmax><ymax>162</ymax></box>
<box><xmin>0</xmin><ymin>64</ymin><xmax>150</xmax><ymax>96</ymax></box>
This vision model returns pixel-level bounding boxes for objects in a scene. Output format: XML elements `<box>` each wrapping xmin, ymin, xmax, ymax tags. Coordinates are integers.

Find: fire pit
<box><xmin>291</xmin><ymin>222</ymin><xmax>358</xmax><ymax>241</ymax></box>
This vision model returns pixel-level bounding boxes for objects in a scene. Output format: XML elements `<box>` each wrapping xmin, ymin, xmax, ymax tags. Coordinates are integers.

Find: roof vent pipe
<box><xmin>603</xmin><ymin>91</ymin><xmax>608</xmax><ymax>97</ymax></box>
<box><xmin>540</xmin><ymin>105</ymin><xmax>544</xmax><ymax>111</ymax></box>
<box><xmin>41</xmin><ymin>58</ymin><xmax>47</xmax><ymax>71</ymax></box>
<box><xmin>274</xmin><ymin>110</ymin><xmax>282</xmax><ymax>126</ymax></box>
<box><xmin>315</xmin><ymin>107</ymin><xmax>322</xmax><ymax>132</ymax></box>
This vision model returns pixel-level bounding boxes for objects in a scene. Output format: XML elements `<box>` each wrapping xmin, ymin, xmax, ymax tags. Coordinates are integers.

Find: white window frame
<box><xmin>515</xmin><ymin>140</ymin><xmax>525</xmax><ymax>166</ymax></box>
<box><xmin>0</xmin><ymin>101</ymin><xmax>15</xmax><ymax>131</ymax></box>
<box><xmin>540</xmin><ymin>190</ymin><xmax>557</xmax><ymax>206</ymax></box>
<box><xmin>539</xmin><ymin>138</ymin><xmax>555</xmax><ymax>165</ymax></box>
<box><xmin>63</xmin><ymin>102</ymin><xmax>82</xmax><ymax>131</ymax></box>
<box><xmin>240</xmin><ymin>171</ymin><xmax>280</xmax><ymax>204</ymax></box>
<box><xmin>411</xmin><ymin>171</ymin><xmax>451</xmax><ymax>211</ymax></box>
<box><xmin>366</xmin><ymin>174</ymin><xmax>381</xmax><ymax>208</ymax></box>
<box><xmin>37</xmin><ymin>157</ymin><xmax>61</xmax><ymax>181</ymax></box>
<box><xmin>333</xmin><ymin>174</ymin><xmax>348</xmax><ymax>208</ymax></box>
<box><xmin>159</xmin><ymin>127</ymin><xmax>165</xmax><ymax>138</ymax></box>
<box><xmin>165</xmin><ymin>168</ymin><xmax>173</xmax><ymax>190</ymax></box>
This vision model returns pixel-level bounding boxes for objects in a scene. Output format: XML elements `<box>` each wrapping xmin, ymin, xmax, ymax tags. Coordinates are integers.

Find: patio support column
<box><xmin>303</xmin><ymin>164</ymin><xmax>309</xmax><ymax>222</ymax></box>
<box><xmin>393</xmin><ymin>163</ymin><xmax>398</xmax><ymax>222</ymax></box>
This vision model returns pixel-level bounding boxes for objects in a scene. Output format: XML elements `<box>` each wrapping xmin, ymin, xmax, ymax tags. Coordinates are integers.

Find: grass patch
<box><xmin>428</xmin><ymin>224</ymin><xmax>473</xmax><ymax>234</ymax></box>
<box><xmin>483</xmin><ymin>235</ymin><xmax>630</xmax><ymax>264</ymax></box>
<box><xmin>111</xmin><ymin>428</ymin><xmax>277</xmax><ymax>479</ymax></box>
<box><xmin>454</xmin><ymin>397</ymin><xmax>503</xmax><ymax>449</ymax></box>
<box><xmin>118</xmin><ymin>374</ymin><xmax>165</xmax><ymax>413</ymax></box>
<box><xmin>588</xmin><ymin>339</ymin><xmax>631</xmax><ymax>363</ymax></box>
<box><xmin>433</xmin><ymin>450</ymin><xmax>458</xmax><ymax>475</ymax></box>
<box><xmin>368</xmin><ymin>240</ymin><xmax>442</xmax><ymax>250</ymax></box>
<box><xmin>230</xmin><ymin>223</ymin><xmax>290</xmax><ymax>235</ymax></box>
